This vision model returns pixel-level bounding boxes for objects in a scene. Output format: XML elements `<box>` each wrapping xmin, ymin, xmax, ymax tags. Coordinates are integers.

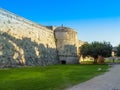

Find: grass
<box><xmin>80</xmin><ymin>61</ymin><xmax>94</xmax><ymax>64</ymax></box>
<box><xmin>80</xmin><ymin>59</ymin><xmax>120</xmax><ymax>64</ymax></box>
<box><xmin>0</xmin><ymin>64</ymin><xmax>108</xmax><ymax>90</ymax></box>
<box><xmin>105</xmin><ymin>59</ymin><xmax>120</xmax><ymax>63</ymax></box>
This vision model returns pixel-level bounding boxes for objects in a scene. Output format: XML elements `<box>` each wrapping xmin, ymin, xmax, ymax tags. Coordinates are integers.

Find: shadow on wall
<box><xmin>57</xmin><ymin>44</ymin><xmax>79</xmax><ymax>64</ymax></box>
<box><xmin>64</xmin><ymin>45</ymin><xmax>78</xmax><ymax>56</ymax></box>
<box><xmin>0</xmin><ymin>31</ymin><xmax>58</xmax><ymax>67</ymax></box>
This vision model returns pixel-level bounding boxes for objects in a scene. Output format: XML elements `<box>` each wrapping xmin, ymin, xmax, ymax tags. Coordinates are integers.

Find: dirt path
<box><xmin>67</xmin><ymin>65</ymin><xmax>120</xmax><ymax>90</ymax></box>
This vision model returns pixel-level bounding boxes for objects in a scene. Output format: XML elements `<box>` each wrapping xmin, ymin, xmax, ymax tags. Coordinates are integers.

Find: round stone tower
<box><xmin>54</xmin><ymin>26</ymin><xmax>79</xmax><ymax>64</ymax></box>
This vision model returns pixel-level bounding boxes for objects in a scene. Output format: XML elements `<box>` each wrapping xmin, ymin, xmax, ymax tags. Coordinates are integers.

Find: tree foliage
<box><xmin>116</xmin><ymin>44</ymin><xmax>120</xmax><ymax>56</ymax></box>
<box><xmin>80</xmin><ymin>41</ymin><xmax>112</xmax><ymax>64</ymax></box>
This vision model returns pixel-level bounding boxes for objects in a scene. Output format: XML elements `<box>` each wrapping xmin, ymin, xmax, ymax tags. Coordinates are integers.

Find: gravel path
<box><xmin>67</xmin><ymin>65</ymin><xmax>120</xmax><ymax>90</ymax></box>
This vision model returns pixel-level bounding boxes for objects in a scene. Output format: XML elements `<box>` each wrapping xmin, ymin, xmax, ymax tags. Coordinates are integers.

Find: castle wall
<box><xmin>54</xmin><ymin>27</ymin><xmax>79</xmax><ymax>64</ymax></box>
<box><xmin>55</xmin><ymin>31</ymin><xmax>78</xmax><ymax>56</ymax></box>
<box><xmin>0</xmin><ymin>8</ymin><xmax>58</xmax><ymax>67</ymax></box>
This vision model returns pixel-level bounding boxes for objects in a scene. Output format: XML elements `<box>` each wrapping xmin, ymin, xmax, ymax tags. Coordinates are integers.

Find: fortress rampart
<box><xmin>0</xmin><ymin>8</ymin><xmax>84</xmax><ymax>67</ymax></box>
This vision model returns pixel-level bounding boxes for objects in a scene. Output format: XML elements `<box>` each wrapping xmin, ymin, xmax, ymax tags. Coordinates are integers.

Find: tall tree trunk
<box><xmin>93</xmin><ymin>58</ymin><xmax>97</xmax><ymax>64</ymax></box>
<box><xmin>98</xmin><ymin>55</ymin><xmax>104</xmax><ymax>64</ymax></box>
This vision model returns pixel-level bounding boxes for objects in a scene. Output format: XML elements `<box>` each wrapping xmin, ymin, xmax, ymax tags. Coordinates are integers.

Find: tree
<box><xmin>80</xmin><ymin>41</ymin><xmax>112</xmax><ymax>64</ymax></box>
<box><xmin>80</xmin><ymin>43</ymin><xmax>89</xmax><ymax>59</ymax></box>
<box><xmin>116</xmin><ymin>44</ymin><xmax>120</xmax><ymax>56</ymax></box>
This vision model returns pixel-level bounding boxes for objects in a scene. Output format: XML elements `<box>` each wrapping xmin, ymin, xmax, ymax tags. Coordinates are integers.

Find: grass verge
<box><xmin>0</xmin><ymin>64</ymin><xmax>108</xmax><ymax>90</ymax></box>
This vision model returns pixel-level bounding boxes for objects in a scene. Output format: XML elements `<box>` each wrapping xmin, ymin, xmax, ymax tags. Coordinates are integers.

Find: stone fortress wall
<box><xmin>0</xmin><ymin>8</ymin><xmax>58</xmax><ymax>67</ymax></box>
<box><xmin>0</xmin><ymin>8</ymin><xmax>85</xmax><ymax>67</ymax></box>
<box><xmin>54</xmin><ymin>27</ymin><xmax>79</xmax><ymax>64</ymax></box>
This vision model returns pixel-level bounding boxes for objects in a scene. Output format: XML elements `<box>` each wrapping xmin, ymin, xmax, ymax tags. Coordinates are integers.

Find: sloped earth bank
<box><xmin>67</xmin><ymin>65</ymin><xmax>120</xmax><ymax>90</ymax></box>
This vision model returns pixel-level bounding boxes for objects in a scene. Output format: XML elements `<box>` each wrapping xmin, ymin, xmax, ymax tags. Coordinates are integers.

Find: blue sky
<box><xmin>0</xmin><ymin>0</ymin><xmax>120</xmax><ymax>46</ymax></box>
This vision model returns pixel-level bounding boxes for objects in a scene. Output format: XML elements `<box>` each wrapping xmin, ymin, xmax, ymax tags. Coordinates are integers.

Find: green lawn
<box><xmin>80</xmin><ymin>59</ymin><xmax>120</xmax><ymax>64</ymax></box>
<box><xmin>0</xmin><ymin>64</ymin><xmax>108</xmax><ymax>90</ymax></box>
<box><xmin>105</xmin><ymin>59</ymin><xmax>120</xmax><ymax>63</ymax></box>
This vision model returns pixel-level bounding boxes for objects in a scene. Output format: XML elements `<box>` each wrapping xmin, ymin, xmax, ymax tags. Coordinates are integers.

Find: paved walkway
<box><xmin>67</xmin><ymin>65</ymin><xmax>120</xmax><ymax>90</ymax></box>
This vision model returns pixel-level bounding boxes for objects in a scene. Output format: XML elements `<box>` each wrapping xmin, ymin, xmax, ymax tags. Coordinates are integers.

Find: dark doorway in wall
<box><xmin>61</xmin><ymin>60</ymin><xmax>66</xmax><ymax>64</ymax></box>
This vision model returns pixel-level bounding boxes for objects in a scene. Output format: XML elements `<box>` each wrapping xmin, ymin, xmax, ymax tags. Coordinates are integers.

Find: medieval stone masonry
<box><xmin>0</xmin><ymin>8</ymin><xmax>84</xmax><ymax>67</ymax></box>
